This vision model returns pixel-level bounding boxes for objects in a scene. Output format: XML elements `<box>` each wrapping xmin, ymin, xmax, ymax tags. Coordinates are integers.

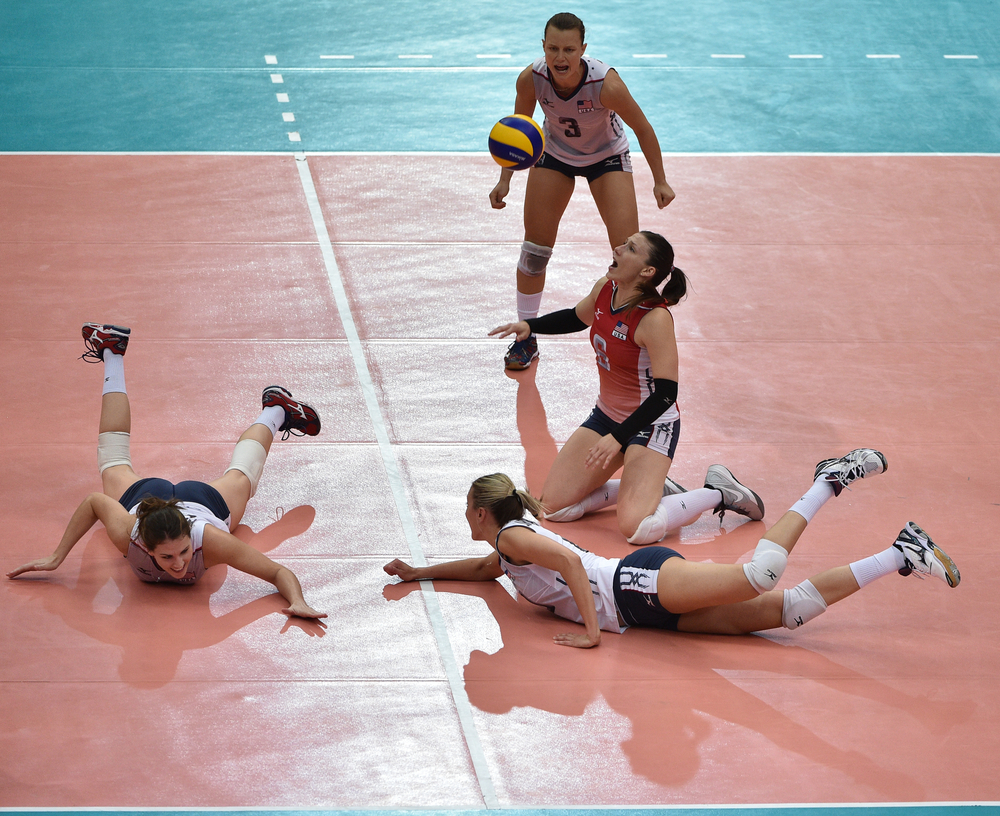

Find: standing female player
<box><xmin>490</xmin><ymin>12</ymin><xmax>676</xmax><ymax>371</ymax></box>
<box><xmin>384</xmin><ymin>453</ymin><xmax>960</xmax><ymax>649</ymax></box>
<box><xmin>7</xmin><ymin>323</ymin><xmax>327</xmax><ymax>621</ymax></box>
<box><xmin>491</xmin><ymin>230</ymin><xmax>761</xmax><ymax>545</ymax></box>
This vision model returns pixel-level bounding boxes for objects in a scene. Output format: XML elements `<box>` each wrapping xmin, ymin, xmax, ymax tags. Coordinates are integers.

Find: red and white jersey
<box><xmin>590</xmin><ymin>281</ymin><xmax>681</xmax><ymax>424</ymax></box>
<box><xmin>531</xmin><ymin>55</ymin><xmax>630</xmax><ymax>166</ymax></box>
<box><xmin>495</xmin><ymin>518</ymin><xmax>625</xmax><ymax>633</ymax></box>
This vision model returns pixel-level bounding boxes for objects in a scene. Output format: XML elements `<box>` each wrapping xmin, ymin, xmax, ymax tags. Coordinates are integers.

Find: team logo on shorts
<box><xmin>612</xmin><ymin>321</ymin><xmax>628</xmax><ymax>341</ymax></box>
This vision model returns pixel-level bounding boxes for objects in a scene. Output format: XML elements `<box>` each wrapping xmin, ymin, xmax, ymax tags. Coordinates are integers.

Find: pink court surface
<box><xmin>0</xmin><ymin>152</ymin><xmax>998</xmax><ymax>809</ymax></box>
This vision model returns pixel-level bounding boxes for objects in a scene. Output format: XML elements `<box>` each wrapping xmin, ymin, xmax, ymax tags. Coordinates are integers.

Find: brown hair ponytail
<box><xmin>135</xmin><ymin>497</ymin><xmax>191</xmax><ymax>550</ymax></box>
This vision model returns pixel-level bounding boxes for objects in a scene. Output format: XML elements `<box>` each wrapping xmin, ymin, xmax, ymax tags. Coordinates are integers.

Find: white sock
<box><xmin>582</xmin><ymin>480</ymin><xmax>620</xmax><ymax>513</ymax></box>
<box><xmin>101</xmin><ymin>349</ymin><xmax>126</xmax><ymax>395</ymax></box>
<box><xmin>849</xmin><ymin>547</ymin><xmax>906</xmax><ymax>589</ymax></box>
<box><xmin>254</xmin><ymin>405</ymin><xmax>285</xmax><ymax>439</ymax></box>
<box><xmin>627</xmin><ymin>488</ymin><xmax>723</xmax><ymax>544</ymax></box>
<box><xmin>517</xmin><ymin>290</ymin><xmax>544</xmax><ymax>324</ymax></box>
<box><xmin>790</xmin><ymin>478</ymin><xmax>836</xmax><ymax>524</ymax></box>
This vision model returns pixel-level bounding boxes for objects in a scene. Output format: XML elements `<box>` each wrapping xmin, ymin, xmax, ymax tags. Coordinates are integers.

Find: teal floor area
<box><xmin>1</xmin><ymin>0</ymin><xmax>998</xmax><ymax>152</ymax></box>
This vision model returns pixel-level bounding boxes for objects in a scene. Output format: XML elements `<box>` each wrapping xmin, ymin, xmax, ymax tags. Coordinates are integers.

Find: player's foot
<box><xmin>814</xmin><ymin>448</ymin><xmax>887</xmax><ymax>496</ymax></box>
<box><xmin>893</xmin><ymin>522</ymin><xmax>960</xmax><ymax>587</ymax></box>
<box><xmin>663</xmin><ymin>476</ymin><xmax>687</xmax><ymax>497</ymax></box>
<box><xmin>81</xmin><ymin>323</ymin><xmax>131</xmax><ymax>362</ymax></box>
<box><xmin>705</xmin><ymin>464</ymin><xmax>765</xmax><ymax>521</ymax></box>
<box><xmin>504</xmin><ymin>335</ymin><xmax>539</xmax><ymax>371</ymax></box>
<box><xmin>262</xmin><ymin>386</ymin><xmax>321</xmax><ymax>439</ymax></box>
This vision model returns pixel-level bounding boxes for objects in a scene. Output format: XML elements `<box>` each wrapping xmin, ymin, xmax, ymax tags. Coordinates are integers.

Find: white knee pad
<box><xmin>225</xmin><ymin>439</ymin><xmax>267</xmax><ymax>497</ymax></box>
<box><xmin>545</xmin><ymin>502</ymin><xmax>584</xmax><ymax>522</ymax></box>
<box><xmin>97</xmin><ymin>431</ymin><xmax>132</xmax><ymax>474</ymax></box>
<box><xmin>782</xmin><ymin>579</ymin><xmax>828</xmax><ymax>629</ymax></box>
<box><xmin>627</xmin><ymin>512</ymin><xmax>668</xmax><ymax>545</ymax></box>
<box><xmin>516</xmin><ymin>241</ymin><xmax>553</xmax><ymax>277</ymax></box>
<box><xmin>742</xmin><ymin>539</ymin><xmax>788</xmax><ymax>594</ymax></box>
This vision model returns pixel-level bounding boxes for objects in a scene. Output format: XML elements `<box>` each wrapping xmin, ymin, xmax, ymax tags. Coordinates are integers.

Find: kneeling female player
<box><xmin>7</xmin><ymin>323</ymin><xmax>326</xmax><ymax>621</ymax></box>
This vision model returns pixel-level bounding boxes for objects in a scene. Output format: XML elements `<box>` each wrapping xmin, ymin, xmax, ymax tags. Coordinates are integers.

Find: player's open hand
<box><xmin>553</xmin><ymin>631</ymin><xmax>601</xmax><ymax>649</ymax></box>
<box><xmin>585</xmin><ymin>434</ymin><xmax>622</xmax><ymax>471</ymax></box>
<box><xmin>488</xmin><ymin>321</ymin><xmax>530</xmax><ymax>342</ymax></box>
<box><xmin>7</xmin><ymin>555</ymin><xmax>62</xmax><ymax>579</ymax></box>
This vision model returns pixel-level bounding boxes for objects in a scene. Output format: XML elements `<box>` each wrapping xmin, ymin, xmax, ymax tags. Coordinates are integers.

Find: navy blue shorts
<box><xmin>119</xmin><ymin>478</ymin><xmax>230</xmax><ymax>521</ymax></box>
<box><xmin>581</xmin><ymin>405</ymin><xmax>681</xmax><ymax>459</ymax></box>
<box><xmin>534</xmin><ymin>150</ymin><xmax>632</xmax><ymax>183</ymax></box>
<box><xmin>613</xmin><ymin>547</ymin><xmax>686</xmax><ymax>630</ymax></box>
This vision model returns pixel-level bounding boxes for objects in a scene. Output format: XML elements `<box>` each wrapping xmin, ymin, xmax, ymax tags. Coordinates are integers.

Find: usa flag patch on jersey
<box><xmin>577</xmin><ymin>99</ymin><xmax>594</xmax><ymax>112</ymax></box>
<box><xmin>612</xmin><ymin>321</ymin><xmax>628</xmax><ymax>341</ymax></box>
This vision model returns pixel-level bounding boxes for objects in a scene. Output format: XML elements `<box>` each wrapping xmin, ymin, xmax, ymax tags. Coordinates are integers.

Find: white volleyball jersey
<box><xmin>531</xmin><ymin>55</ymin><xmax>630</xmax><ymax>166</ymax></box>
<box><xmin>495</xmin><ymin>518</ymin><xmax>625</xmax><ymax>633</ymax></box>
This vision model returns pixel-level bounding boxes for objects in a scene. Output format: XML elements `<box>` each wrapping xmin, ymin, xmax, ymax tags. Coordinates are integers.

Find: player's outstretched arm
<box><xmin>202</xmin><ymin>526</ymin><xmax>326</xmax><ymax>619</ymax></box>
<box><xmin>384</xmin><ymin>553</ymin><xmax>503</xmax><ymax>583</ymax></box>
<box><xmin>7</xmin><ymin>493</ymin><xmax>132</xmax><ymax>579</ymax></box>
<box><xmin>490</xmin><ymin>66</ymin><xmax>538</xmax><ymax>209</ymax></box>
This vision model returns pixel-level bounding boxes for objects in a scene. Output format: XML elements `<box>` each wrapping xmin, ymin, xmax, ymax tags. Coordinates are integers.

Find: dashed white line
<box><xmin>265</xmin><ymin>55</ymin><xmax>277</xmax><ymax>65</ymax></box>
<box><xmin>867</xmin><ymin>54</ymin><xmax>901</xmax><ymax>58</ymax></box>
<box><xmin>276</xmin><ymin>92</ymin><xmax>289</xmax><ymax>103</ymax></box>
<box><xmin>282</xmin><ymin>112</ymin><xmax>295</xmax><ymax>122</ymax></box>
<box><xmin>944</xmin><ymin>54</ymin><xmax>978</xmax><ymax>59</ymax></box>
<box><xmin>270</xmin><ymin>73</ymin><xmax>283</xmax><ymax>83</ymax></box>
<box><xmin>288</xmin><ymin>132</ymin><xmax>301</xmax><ymax>142</ymax></box>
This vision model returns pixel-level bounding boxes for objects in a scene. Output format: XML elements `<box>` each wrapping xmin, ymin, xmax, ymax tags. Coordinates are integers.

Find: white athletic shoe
<box><xmin>704</xmin><ymin>465</ymin><xmax>764</xmax><ymax>521</ymax></box>
<box><xmin>814</xmin><ymin>448</ymin><xmax>887</xmax><ymax>496</ymax></box>
<box><xmin>893</xmin><ymin>522</ymin><xmax>961</xmax><ymax>588</ymax></box>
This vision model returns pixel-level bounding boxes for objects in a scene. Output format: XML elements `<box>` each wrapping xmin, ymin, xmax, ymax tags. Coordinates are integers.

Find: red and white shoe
<box><xmin>81</xmin><ymin>323</ymin><xmax>131</xmax><ymax>362</ymax></box>
<box><xmin>261</xmin><ymin>385</ymin><xmax>321</xmax><ymax>439</ymax></box>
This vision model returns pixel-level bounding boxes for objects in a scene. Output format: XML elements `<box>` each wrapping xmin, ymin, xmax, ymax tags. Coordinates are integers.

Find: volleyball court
<box><xmin>0</xmin><ymin>149</ymin><xmax>998</xmax><ymax>809</ymax></box>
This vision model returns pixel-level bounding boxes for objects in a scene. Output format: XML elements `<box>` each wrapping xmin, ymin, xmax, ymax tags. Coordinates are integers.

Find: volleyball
<box><xmin>488</xmin><ymin>114</ymin><xmax>545</xmax><ymax>171</ymax></box>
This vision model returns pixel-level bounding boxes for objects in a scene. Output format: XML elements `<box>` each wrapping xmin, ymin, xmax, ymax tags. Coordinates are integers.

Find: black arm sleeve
<box><xmin>610</xmin><ymin>379</ymin><xmax>679</xmax><ymax>447</ymax></box>
<box><xmin>525</xmin><ymin>308</ymin><xmax>588</xmax><ymax>335</ymax></box>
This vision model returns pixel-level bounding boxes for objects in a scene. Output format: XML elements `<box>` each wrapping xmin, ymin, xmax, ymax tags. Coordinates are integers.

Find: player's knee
<box><xmin>782</xmin><ymin>579</ymin><xmax>828</xmax><ymax>629</ymax></box>
<box><xmin>517</xmin><ymin>241</ymin><xmax>553</xmax><ymax>278</ymax></box>
<box><xmin>742</xmin><ymin>539</ymin><xmax>788</xmax><ymax>594</ymax></box>
<box><xmin>225</xmin><ymin>439</ymin><xmax>267</xmax><ymax>498</ymax></box>
<box><xmin>97</xmin><ymin>431</ymin><xmax>132</xmax><ymax>474</ymax></box>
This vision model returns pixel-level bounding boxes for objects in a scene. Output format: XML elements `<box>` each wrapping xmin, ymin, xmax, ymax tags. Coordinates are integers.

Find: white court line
<box><xmin>789</xmin><ymin>54</ymin><xmax>823</xmax><ymax>59</ymax></box>
<box><xmin>276</xmin><ymin>92</ymin><xmax>289</xmax><ymax>102</ymax></box>
<box><xmin>282</xmin><ymin>112</ymin><xmax>295</xmax><ymax>122</ymax></box>
<box><xmin>287</xmin><ymin>132</ymin><xmax>300</xmax><ymax>142</ymax></box>
<box><xmin>944</xmin><ymin>54</ymin><xmax>978</xmax><ymax>59</ymax></box>
<box><xmin>293</xmin><ymin>153</ymin><xmax>499</xmax><ymax>810</ymax></box>
<box><xmin>270</xmin><ymin>73</ymin><xmax>283</xmax><ymax>83</ymax></box>
<box><xmin>264</xmin><ymin>55</ymin><xmax>277</xmax><ymax>65</ymax></box>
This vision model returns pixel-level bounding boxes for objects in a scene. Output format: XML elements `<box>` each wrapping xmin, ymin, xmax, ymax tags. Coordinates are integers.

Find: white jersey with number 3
<box><xmin>531</xmin><ymin>55</ymin><xmax>630</xmax><ymax>166</ymax></box>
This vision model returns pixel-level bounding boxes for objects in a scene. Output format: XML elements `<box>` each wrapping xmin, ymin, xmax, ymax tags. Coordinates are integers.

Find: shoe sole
<box><xmin>907</xmin><ymin>522</ymin><xmax>961</xmax><ymax>588</ymax></box>
<box><xmin>504</xmin><ymin>356</ymin><xmax>538</xmax><ymax>371</ymax></box>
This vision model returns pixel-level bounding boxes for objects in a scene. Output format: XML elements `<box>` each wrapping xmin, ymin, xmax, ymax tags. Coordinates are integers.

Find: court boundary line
<box><xmin>292</xmin><ymin>153</ymin><xmax>499</xmax><ymax>810</ymax></box>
